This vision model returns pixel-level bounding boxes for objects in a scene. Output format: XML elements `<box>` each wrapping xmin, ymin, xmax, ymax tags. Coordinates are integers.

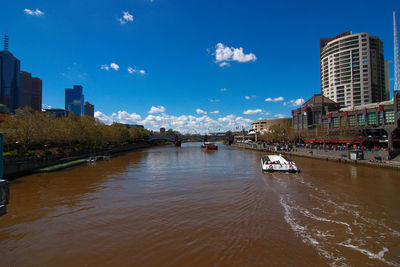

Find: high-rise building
<box><xmin>0</xmin><ymin>34</ymin><xmax>20</xmax><ymax>112</ymax></box>
<box><xmin>65</xmin><ymin>85</ymin><xmax>84</xmax><ymax>115</ymax></box>
<box><xmin>320</xmin><ymin>32</ymin><xmax>388</xmax><ymax>107</ymax></box>
<box><xmin>20</xmin><ymin>71</ymin><xmax>42</xmax><ymax>111</ymax></box>
<box><xmin>84</xmin><ymin>101</ymin><xmax>94</xmax><ymax>117</ymax></box>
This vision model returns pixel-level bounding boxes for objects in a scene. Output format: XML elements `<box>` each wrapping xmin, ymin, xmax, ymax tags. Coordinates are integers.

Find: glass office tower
<box><xmin>0</xmin><ymin>50</ymin><xmax>20</xmax><ymax>112</ymax></box>
<box><xmin>65</xmin><ymin>85</ymin><xmax>84</xmax><ymax>115</ymax></box>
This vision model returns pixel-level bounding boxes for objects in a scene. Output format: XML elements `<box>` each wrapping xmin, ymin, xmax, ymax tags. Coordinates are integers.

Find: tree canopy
<box><xmin>0</xmin><ymin>107</ymin><xmax>151</xmax><ymax>153</ymax></box>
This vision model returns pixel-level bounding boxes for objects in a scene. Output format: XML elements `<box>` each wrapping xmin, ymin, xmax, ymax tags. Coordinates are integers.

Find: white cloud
<box><xmin>119</xmin><ymin>11</ymin><xmax>133</xmax><ymax>24</ymax></box>
<box><xmin>218</xmin><ymin>114</ymin><xmax>252</xmax><ymax>130</ymax></box>
<box><xmin>220</xmin><ymin>88</ymin><xmax>227</xmax><ymax>92</ymax></box>
<box><xmin>208</xmin><ymin>98</ymin><xmax>220</xmax><ymax>103</ymax></box>
<box><xmin>101</xmin><ymin>64</ymin><xmax>110</xmax><ymax>71</ymax></box>
<box><xmin>245</xmin><ymin>96</ymin><xmax>251</xmax><ymax>100</ymax></box>
<box><xmin>148</xmin><ymin>106</ymin><xmax>166</xmax><ymax>114</ymax></box>
<box><xmin>243</xmin><ymin>109</ymin><xmax>263</xmax><ymax>115</ymax></box>
<box><xmin>214</xmin><ymin>43</ymin><xmax>256</xmax><ymax>67</ymax></box>
<box><xmin>274</xmin><ymin>114</ymin><xmax>287</xmax><ymax>119</ymax></box>
<box><xmin>219</xmin><ymin>62</ymin><xmax>230</xmax><ymax>67</ymax></box>
<box><xmin>42</xmin><ymin>104</ymin><xmax>52</xmax><ymax>111</ymax></box>
<box><xmin>196</xmin><ymin>108</ymin><xmax>207</xmax><ymax>115</ymax></box>
<box><xmin>127</xmin><ymin>66</ymin><xmax>146</xmax><ymax>75</ymax></box>
<box><xmin>95</xmin><ymin>111</ymin><xmax>254</xmax><ymax>134</ymax></box>
<box><xmin>24</xmin><ymin>9</ymin><xmax>44</xmax><ymax>16</ymax></box>
<box><xmin>95</xmin><ymin>111</ymin><xmax>114</xmax><ymax>125</ymax></box>
<box><xmin>114</xmin><ymin>111</ymin><xmax>142</xmax><ymax>124</ymax></box>
<box><xmin>141</xmin><ymin>114</ymin><xmax>224</xmax><ymax>133</ymax></box>
<box><xmin>141</xmin><ymin>114</ymin><xmax>175</xmax><ymax>129</ymax></box>
<box><xmin>294</xmin><ymin>98</ymin><xmax>305</xmax><ymax>105</ymax></box>
<box><xmin>110</xmin><ymin>63</ymin><xmax>119</xmax><ymax>71</ymax></box>
<box><xmin>96</xmin><ymin>110</ymin><xmax>141</xmax><ymax>125</ymax></box>
<box><xmin>210</xmin><ymin>110</ymin><xmax>219</xmax><ymax>114</ymax></box>
<box><xmin>101</xmin><ymin>63</ymin><xmax>119</xmax><ymax>71</ymax></box>
<box><xmin>265</xmin><ymin>96</ymin><xmax>284</xmax><ymax>102</ymax></box>
<box><xmin>284</xmin><ymin>97</ymin><xmax>305</xmax><ymax>107</ymax></box>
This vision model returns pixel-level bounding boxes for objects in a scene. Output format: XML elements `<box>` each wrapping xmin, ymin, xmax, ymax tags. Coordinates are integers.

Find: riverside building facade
<box><xmin>292</xmin><ymin>92</ymin><xmax>400</xmax><ymax>150</ymax></box>
<box><xmin>320</xmin><ymin>32</ymin><xmax>389</xmax><ymax>107</ymax></box>
<box><xmin>252</xmin><ymin>118</ymin><xmax>292</xmax><ymax>133</ymax></box>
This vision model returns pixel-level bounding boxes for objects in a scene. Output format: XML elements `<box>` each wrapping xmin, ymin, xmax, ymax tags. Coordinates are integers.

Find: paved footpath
<box><xmin>235</xmin><ymin>143</ymin><xmax>400</xmax><ymax>170</ymax></box>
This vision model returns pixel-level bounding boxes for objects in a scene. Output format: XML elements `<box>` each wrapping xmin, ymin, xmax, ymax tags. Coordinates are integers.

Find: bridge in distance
<box><xmin>148</xmin><ymin>134</ymin><xmax>233</xmax><ymax>146</ymax></box>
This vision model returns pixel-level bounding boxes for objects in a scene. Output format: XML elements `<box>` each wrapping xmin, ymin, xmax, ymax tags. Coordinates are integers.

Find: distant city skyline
<box><xmin>1</xmin><ymin>0</ymin><xmax>400</xmax><ymax>133</ymax></box>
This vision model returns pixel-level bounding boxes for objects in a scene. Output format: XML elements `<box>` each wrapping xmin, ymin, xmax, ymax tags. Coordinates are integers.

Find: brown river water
<box><xmin>1</xmin><ymin>143</ymin><xmax>400</xmax><ymax>266</ymax></box>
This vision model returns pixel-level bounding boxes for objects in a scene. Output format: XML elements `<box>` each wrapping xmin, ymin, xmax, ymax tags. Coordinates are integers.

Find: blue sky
<box><xmin>2</xmin><ymin>0</ymin><xmax>400</xmax><ymax>133</ymax></box>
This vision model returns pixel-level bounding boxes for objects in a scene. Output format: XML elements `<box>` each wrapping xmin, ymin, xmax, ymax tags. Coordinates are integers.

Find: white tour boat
<box><xmin>261</xmin><ymin>154</ymin><xmax>300</xmax><ymax>173</ymax></box>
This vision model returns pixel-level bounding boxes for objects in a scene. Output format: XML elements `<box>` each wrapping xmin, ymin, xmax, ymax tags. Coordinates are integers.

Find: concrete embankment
<box><xmin>235</xmin><ymin>143</ymin><xmax>400</xmax><ymax>170</ymax></box>
<box><xmin>3</xmin><ymin>143</ymin><xmax>151</xmax><ymax>179</ymax></box>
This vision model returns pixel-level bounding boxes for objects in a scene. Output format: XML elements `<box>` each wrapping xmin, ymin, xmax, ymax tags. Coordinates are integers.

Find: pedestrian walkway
<box><xmin>235</xmin><ymin>143</ymin><xmax>400</xmax><ymax>170</ymax></box>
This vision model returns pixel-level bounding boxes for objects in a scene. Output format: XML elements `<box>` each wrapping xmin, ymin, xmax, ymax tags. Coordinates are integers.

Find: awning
<box><xmin>306</xmin><ymin>139</ymin><xmax>363</xmax><ymax>144</ymax></box>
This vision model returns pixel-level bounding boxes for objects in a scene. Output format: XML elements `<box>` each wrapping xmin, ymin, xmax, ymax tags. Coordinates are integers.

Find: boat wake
<box><xmin>277</xmin><ymin>175</ymin><xmax>400</xmax><ymax>267</ymax></box>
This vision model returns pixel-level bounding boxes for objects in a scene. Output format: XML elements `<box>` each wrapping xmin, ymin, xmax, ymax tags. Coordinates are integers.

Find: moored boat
<box><xmin>87</xmin><ymin>156</ymin><xmax>97</xmax><ymax>163</ymax></box>
<box><xmin>261</xmin><ymin>154</ymin><xmax>300</xmax><ymax>173</ymax></box>
<box><xmin>201</xmin><ymin>142</ymin><xmax>218</xmax><ymax>150</ymax></box>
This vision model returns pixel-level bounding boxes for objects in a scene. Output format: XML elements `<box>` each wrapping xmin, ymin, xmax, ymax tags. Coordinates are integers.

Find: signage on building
<box><xmin>320</xmin><ymin>32</ymin><xmax>352</xmax><ymax>50</ymax></box>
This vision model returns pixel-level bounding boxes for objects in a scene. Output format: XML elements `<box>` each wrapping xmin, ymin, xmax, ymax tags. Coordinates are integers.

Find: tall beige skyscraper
<box><xmin>320</xmin><ymin>32</ymin><xmax>388</xmax><ymax>107</ymax></box>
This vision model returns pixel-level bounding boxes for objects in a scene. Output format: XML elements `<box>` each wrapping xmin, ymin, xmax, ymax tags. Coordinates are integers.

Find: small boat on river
<box><xmin>261</xmin><ymin>154</ymin><xmax>300</xmax><ymax>173</ymax></box>
<box><xmin>87</xmin><ymin>156</ymin><xmax>97</xmax><ymax>163</ymax></box>
<box><xmin>201</xmin><ymin>142</ymin><xmax>218</xmax><ymax>150</ymax></box>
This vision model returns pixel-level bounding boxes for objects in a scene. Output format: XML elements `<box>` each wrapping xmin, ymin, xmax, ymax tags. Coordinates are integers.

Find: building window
<box><xmin>349</xmin><ymin>115</ymin><xmax>356</xmax><ymax>126</ymax></box>
<box><xmin>341</xmin><ymin>117</ymin><xmax>346</xmax><ymax>126</ymax></box>
<box><xmin>333</xmin><ymin>117</ymin><xmax>339</xmax><ymax>128</ymax></box>
<box><xmin>323</xmin><ymin>119</ymin><xmax>328</xmax><ymax>127</ymax></box>
<box><xmin>385</xmin><ymin>111</ymin><xmax>395</xmax><ymax>124</ymax></box>
<box><xmin>379</xmin><ymin>114</ymin><xmax>384</xmax><ymax>125</ymax></box>
<box><xmin>397</xmin><ymin>96</ymin><xmax>400</xmax><ymax>111</ymax></box>
<box><xmin>357</xmin><ymin>114</ymin><xmax>365</xmax><ymax>126</ymax></box>
<box><xmin>367</xmin><ymin>113</ymin><xmax>376</xmax><ymax>125</ymax></box>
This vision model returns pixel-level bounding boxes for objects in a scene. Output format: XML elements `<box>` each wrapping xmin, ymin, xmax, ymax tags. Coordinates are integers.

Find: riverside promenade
<box><xmin>235</xmin><ymin>142</ymin><xmax>400</xmax><ymax>170</ymax></box>
<box><xmin>3</xmin><ymin>143</ymin><xmax>151</xmax><ymax>179</ymax></box>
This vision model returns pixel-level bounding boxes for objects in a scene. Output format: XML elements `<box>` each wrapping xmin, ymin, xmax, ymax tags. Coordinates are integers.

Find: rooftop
<box><xmin>340</xmin><ymin>100</ymin><xmax>394</xmax><ymax>112</ymax></box>
<box><xmin>303</xmin><ymin>94</ymin><xmax>337</xmax><ymax>106</ymax></box>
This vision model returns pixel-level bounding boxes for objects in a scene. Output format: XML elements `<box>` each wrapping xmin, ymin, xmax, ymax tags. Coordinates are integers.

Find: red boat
<box><xmin>201</xmin><ymin>142</ymin><xmax>218</xmax><ymax>150</ymax></box>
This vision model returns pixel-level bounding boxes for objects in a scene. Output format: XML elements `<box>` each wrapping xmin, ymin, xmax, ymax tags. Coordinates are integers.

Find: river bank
<box><xmin>3</xmin><ymin>143</ymin><xmax>152</xmax><ymax>179</ymax></box>
<box><xmin>235</xmin><ymin>142</ymin><xmax>400</xmax><ymax>170</ymax></box>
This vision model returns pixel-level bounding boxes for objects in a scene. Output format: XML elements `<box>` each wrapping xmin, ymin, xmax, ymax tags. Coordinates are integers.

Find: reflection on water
<box><xmin>0</xmin><ymin>143</ymin><xmax>399</xmax><ymax>266</ymax></box>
